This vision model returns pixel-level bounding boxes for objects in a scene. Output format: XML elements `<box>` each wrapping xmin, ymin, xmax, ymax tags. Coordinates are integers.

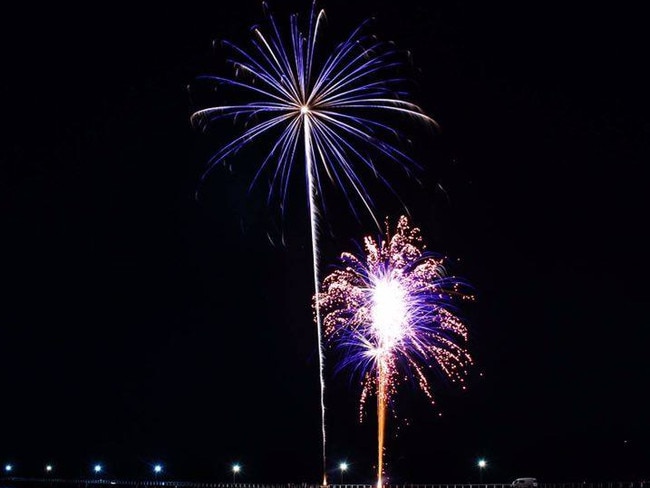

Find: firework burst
<box><xmin>191</xmin><ymin>2</ymin><xmax>435</xmax><ymax>225</ymax></box>
<box><xmin>191</xmin><ymin>3</ymin><xmax>435</xmax><ymax>482</ymax></box>
<box><xmin>317</xmin><ymin>215</ymin><xmax>474</xmax><ymax>487</ymax></box>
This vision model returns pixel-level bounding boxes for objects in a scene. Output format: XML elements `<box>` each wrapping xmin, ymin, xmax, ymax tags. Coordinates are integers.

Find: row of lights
<box><xmin>5</xmin><ymin>460</ymin><xmax>489</xmax><ymax>483</ymax></box>
<box><xmin>4</xmin><ymin>462</ymin><xmax>351</xmax><ymax>481</ymax></box>
<box><xmin>5</xmin><ymin>465</ymin><xmax>54</xmax><ymax>473</ymax></box>
<box><xmin>4</xmin><ymin>464</ymin><xmax>165</xmax><ymax>476</ymax></box>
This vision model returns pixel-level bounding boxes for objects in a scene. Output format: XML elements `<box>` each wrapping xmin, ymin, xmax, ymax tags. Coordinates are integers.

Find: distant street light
<box><xmin>477</xmin><ymin>459</ymin><xmax>487</xmax><ymax>483</ymax></box>
<box><xmin>232</xmin><ymin>464</ymin><xmax>241</xmax><ymax>483</ymax></box>
<box><xmin>339</xmin><ymin>462</ymin><xmax>348</xmax><ymax>484</ymax></box>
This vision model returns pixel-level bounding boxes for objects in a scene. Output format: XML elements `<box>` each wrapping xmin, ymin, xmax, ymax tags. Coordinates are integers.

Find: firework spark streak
<box><xmin>317</xmin><ymin>216</ymin><xmax>474</xmax><ymax>487</ymax></box>
<box><xmin>191</xmin><ymin>3</ymin><xmax>434</xmax><ymax>482</ymax></box>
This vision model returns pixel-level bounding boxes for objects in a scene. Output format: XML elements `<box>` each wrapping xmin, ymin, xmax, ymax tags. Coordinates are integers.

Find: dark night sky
<box><xmin>1</xmin><ymin>0</ymin><xmax>649</xmax><ymax>484</ymax></box>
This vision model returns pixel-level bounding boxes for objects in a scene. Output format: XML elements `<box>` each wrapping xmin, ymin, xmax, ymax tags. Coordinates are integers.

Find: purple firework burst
<box><xmin>317</xmin><ymin>215</ymin><xmax>474</xmax><ymax>486</ymax></box>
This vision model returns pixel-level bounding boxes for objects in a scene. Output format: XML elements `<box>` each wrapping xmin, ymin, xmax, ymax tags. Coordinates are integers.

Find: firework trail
<box><xmin>317</xmin><ymin>215</ymin><xmax>474</xmax><ymax>487</ymax></box>
<box><xmin>191</xmin><ymin>3</ymin><xmax>434</xmax><ymax>481</ymax></box>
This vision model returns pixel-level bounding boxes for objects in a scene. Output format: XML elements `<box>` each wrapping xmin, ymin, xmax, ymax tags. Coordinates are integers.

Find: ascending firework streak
<box><xmin>191</xmin><ymin>3</ymin><xmax>435</xmax><ymax>482</ymax></box>
<box><xmin>318</xmin><ymin>216</ymin><xmax>474</xmax><ymax>487</ymax></box>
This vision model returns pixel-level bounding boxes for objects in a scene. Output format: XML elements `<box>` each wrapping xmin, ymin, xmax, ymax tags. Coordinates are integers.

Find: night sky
<box><xmin>2</xmin><ymin>0</ymin><xmax>648</xmax><ymax>484</ymax></box>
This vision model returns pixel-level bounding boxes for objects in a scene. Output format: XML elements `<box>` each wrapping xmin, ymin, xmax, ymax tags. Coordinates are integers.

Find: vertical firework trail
<box><xmin>318</xmin><ymin>216</ymin><xmax>474</xmax><ymax>487</ymax></box>
<box><xmin>191</xmin><ymin>3</ymin><xmax>435</xmax><ymax>482</ymax></box>
<box><xmin>376</xmin><ymin>359</ymin><xmax>387</xmax><ymax>487</ymax></box>
<box><xmin>303</xmin><ymin>111</ymin><xmax>327</xmax><ymax>484</ymax></box>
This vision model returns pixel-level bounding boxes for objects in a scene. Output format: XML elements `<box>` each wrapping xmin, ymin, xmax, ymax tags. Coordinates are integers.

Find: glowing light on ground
<box><xmin>318</xmin><ymin>215</ymin><xmax>474</xmax><ymax>487</ymax></box>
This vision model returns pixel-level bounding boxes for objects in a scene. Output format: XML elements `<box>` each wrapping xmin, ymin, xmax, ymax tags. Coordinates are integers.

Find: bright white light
<box><xmin>46</xmin><ymin>465</ymin><xmax>53</xmax><ymax>472</ymax></box>
<box><xmin>478</xmin><ymin>459</ymin><xmax>487</xmax><ymax>468</ymax></box>
<box><xmin>232</xmin><ymin>464</ymin><xmax>241</xmax><ymax>473</ymax></box>
<box><xmin>154</xmin><ymin>465</ymin><xmax>162</xmax><ymax>473</ymax></box>
<box><xmin>339</xmin><ymin>462</ymin><xmax>348</xmax><ymax>471</ymax></box>
<box><xmin>300</xmin><ymin>105</ymin><xmax>309</xmax><ymax>115</ymax></box>
<box><xmin>372</xmin><ymin>277</ymin><xmax>407</xmax><ymax>349</ymax></box>
<box><xmin>5</xmin><ymin>465</ymin><xmax>12</xmax><ymax>472</ymax></box>
<box><xmin>94</xmin><ymin>464</ymin><xmax>102</xmax><ymax>473</ymax></box>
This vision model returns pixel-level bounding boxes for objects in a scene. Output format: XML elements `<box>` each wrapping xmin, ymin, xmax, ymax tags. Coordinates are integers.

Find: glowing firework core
<box><xmin>300</xmin><ymin>105</ymin><xmax>310</xmax><ymax>115</ymax></box>
<box><xmin>371</xmin><ymin>277</ymin><xmax>408</xmax><ymax>354</ymax></box>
